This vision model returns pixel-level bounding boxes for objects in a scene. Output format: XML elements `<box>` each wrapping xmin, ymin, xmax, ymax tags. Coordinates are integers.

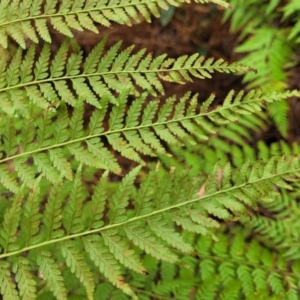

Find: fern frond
<box><xmin>62</xmin><ymin>165</ymin><xmax>85</xmax><ymax>235</ymax></box>
<box><xmin>0</xmin><ymin>192</ymin><xmax>23</xmax><ymax>253</ymax></box>
<box><xmin>83</xmin><ymin>235</ymin><xmax>137</xmax><ymax>299</ymax></box>
<box><xmin>194</xmin><ymin>232</ymin><xmax>300</xmax><ymax>299</ymax></box>
<box><xmin>235</xmin><ymin>27</ymin><xmax>292</xmax><ymax>90</ymax></box>
<box><xmin>147</xmin><ymin>215</ymin><xmax>194</xmax><ymax>253</ymax></box>
<box><xmin>241</xmin><ymin>187</ymin><xmax>300</xmax><ymax>260</ymax></box>
<box><xmin>42</xmin><ymin>183</ymin><xmax>65</xmax><ymax>240</ymax></box>
<box><xmin>1</xmin><ymin>89</ymin><xmax>297</xmax><ymax>192</ymax></box>
<box><xmin>0</xmin><ymin>155</ymin><xmax>299</xmax><ymax>298</ymax></box>
<box><xmin>36</xmin><ymin>251</ymin><xmax>67</xmax><ymax>300</ymax></box>
<box><xmin>282</xmin><ymin>0</ymin><xmax>300</xmax><ymax>41</ymax></box>
<box><xmin>1</xmin><ymin>1</ymin><xmax>299</xmax><ymax>299</ymax></box>
<box><xmin>0</xmin><ymin>164</ymin><xmax>19</xmax><ymax>193</ymax></box>
<box><xmin>101</xmin><ymin>229</ymin><xmax>146</xmax><ymax>274</ymax></box>
<box><xmin>108</xmin><ymin>166</ymin><xmax>141</xmax><ymax>224</ymax></box>
<box><xmin>0</xmin><ymin>40</ymin><xmax>251</xmax><ymax>115</ymax></box>
<box><xmin>13</xmin><ymin>257</ymin><xmax>36</xmax><ymax>300</ymax></box>
<box><xmin>0</xmin><ymin>0</ymin><xmax>229</xmax><ymax>48</ymax></box>
<box><xmin>124</xmin><ymin>221</ymin><xmax>179</xmax><ymax>263</ymax></box>
<box><xmin>85</xmin><ymin>172</ymin><xmax>108</xmax><ymax>231</ymax></box>
<box><xmin>60</xmin><ymin>241</ymin><xmax>95</xmax><ymax>300</ymax></box>
<box><xmin>0</xmin><ymin>261</ymin><xmax>19</xmax><ymax>300</ymax></box>
<box><xmin>19</xmin><ymin>178</ymin><xmax>42</xmax><ymax>248</ymax></box>
<box><xmin>158</xmin><ymin>91</ymin><xmax>298</xmax><ymax>175</ymax></box>
<box><xmin>135</xmin><ymin>230</ymin><xmax>300</xmax><ymax>300</ymax></box>
<box><xmin>223</xmin><ymin>0</ymin><xmax>298</xmax><ymax>137</ymax></box>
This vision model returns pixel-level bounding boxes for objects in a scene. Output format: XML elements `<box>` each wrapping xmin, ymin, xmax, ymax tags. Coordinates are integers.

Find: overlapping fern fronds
<box><xmin>125</xmin><ymin>229</ymin><xmax>300</xmax><ymax>300</ymax></box>
<box><xmin>115</xmin><ymin>185</ymin><xmax>300</xmax><ymax>300</ymax></box>
<box><xmin>0</xmin><ymin>155</ymin><xmax>300</xmax><ymax>299</ymax></box>
<box><xmin>0</xmin><ymin>88</ymin><xmax>296</xmax><ymax>193</ymax></box>
<box><xmin>158</xmin><ymin>90</ymin><xmax>300</xmax><ymax>174</ymax></box>
<box><xmin>224</xmin><ymin>0</ymin><xmax>298</xmax><ymax>137</ymax></box>
<box><xmin>1</xmin><ymin>0</ymin><xmax>300</xmax><ymax>299</ymax></box>
<box><xmin>282</xmin><ymin>0</ymin><xmax>300</xmax><ymax>42</ymax></box>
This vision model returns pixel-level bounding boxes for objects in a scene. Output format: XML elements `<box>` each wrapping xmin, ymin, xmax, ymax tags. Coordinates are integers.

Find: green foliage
<box><xmin>0</xmin><ymin>0</ymin><xmax>300</xmax><ymax>299</ymax></box>
<box><xmin>224</xmin><ymin>0</ymin><xmax>300</xmax><ymax>137</ymax></box>
<box><xmin>0</xmin><ymin>38</ymin><xmax>249</xmax><ymax>117</ymax></box>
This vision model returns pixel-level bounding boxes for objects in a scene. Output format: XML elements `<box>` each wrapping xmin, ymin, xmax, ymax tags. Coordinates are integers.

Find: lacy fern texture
<box><xmin>0</xmin><ymin>0</ymin><xmax>300</xmax><ymax>299</ymax></box>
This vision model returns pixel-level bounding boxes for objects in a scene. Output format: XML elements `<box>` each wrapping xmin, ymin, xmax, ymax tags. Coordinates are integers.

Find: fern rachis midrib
<box><xmin>1</xmin><ymin>66</ymin><xmax>243</xmax><ymax>92</ymax></box>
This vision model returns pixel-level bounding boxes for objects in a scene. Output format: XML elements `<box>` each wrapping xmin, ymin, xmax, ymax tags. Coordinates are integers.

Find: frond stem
<box><xmin>0</xmin><ymin>66</ymin><xmax>243</xmax><ymax>93</ymax></box>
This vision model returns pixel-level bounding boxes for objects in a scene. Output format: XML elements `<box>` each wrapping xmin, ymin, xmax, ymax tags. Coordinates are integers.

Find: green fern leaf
<box><xmin>34</xmin><ymin>44</ymin><xmax>51</xmax><ymax>80</ymax></box>
<box><xmin>35</xmin><ymin>19</ymin><xmax>52</xmax><ymax>43</ymax></box>
<box><xmin>33</xmin><ymin>114</ymin><xmax>53</xmax><ymax>147</ymax></box>
<box><xmin>14</xmin><ymin>158</ymin><xmax>37</xmax><ymax>189</ymax></box>
<box><xmin>19</xmin><ymin>46</ymin><xmax>35</xmax><ymax>83</ymax></box>
<box><xmin>0</xmin><ymin>193</ymin><xmax>22</xmax><ymax>252</ymax></box>
<box><xmin>85</xmin><ymin>173</ymin><xmax>108</xmax><ymax>230</ymax></box>
<box><xmin>0</xmin><ymin>89</ymin><xmax>296</xmax><ymax>191</ymax></box>
<box><xmin>108</xmin><ymin>166</ymin><xmax>141</xmax><ymax>224</ymax></box>
<box><xmin>69</xmin><ymin>102</ymin><xmax>84</xmax><ymax>139</ymax></box>
<box><xmin>66</xmin><ymin>48</ymin><xmax>83</xmax><ymax>76</ymax></box>
<box><xmin>36</xmin><ymin>251</ymin><xmax>67</xmax><ymax>300</ymax></box>
<box><xmin>68</xmin><ymin>142</ymin><xmax>104</xmax><ymax>168</ymax></box>
<box><xmin>124</xmin><ymin>221</ymin><xmax>178</xmax><ymax>263</ymax></box>
<box><xmin>3</xmin><ymin>117</ymin><xmax>18</xmax><ymax>156</ymax></box>
<box><xmin>20</xmin><ymin>181</ymin><xmax>42</xmax><ymax>247</ymax></box>
<box><xmin>0</xmin><ymin>3</ymin><xmax>300</xmax><ymax>299</ymax></box>
<box><xmin>0</xmin><ymin>261</ymin><xmax>19</xmax><ymax>300</ymax></box>
<box><xmin>86</xmin><ymin>138</ymin><xmax>121</xmax><ymax>173</ymax></box>
<box><xmin>60</xmin><ymin>241</ymin><xmax>95</xmax><ymax>300</ymax></box>
<box><xmin>62</xmin><ymin>166</ymin><xmax>85</xmax><ymax>235</ymax></box>
<box><xmin>42</xmin><ymin>183</ymin><xmax>65</xmax><ymax>240</ymax></box>
<box><xmin>49</xmin><ymin>149</ymin><xmax>73</xmax><ymax>181</ymax></box>
<box><xmin>50</xmin><ymin>41</ymin><xmax>69</xmax><ymax>78</ymax></box>
<box><xmin>84</xmin><ymin>37</ymin><xmax>107</xmax><ymax>74</ymax></box>
<box><xmin>53</xmin><ymin>103</ymin><xmax>69</xmax><ymax>144</ymax></box>
<box><xmin>20</xmin><ymin>114</ymin><xmax>35</xmax><ymax>152</ymax></box>
<box><xmin>101</xmin><ymin>229</ymin><xmax>146</xmax><ymax>274</ymax></box>
<box><xmin>34</xmin><ymin>153</ymin><xmax>61</xmax><ymax>184</ymax></box>
<box><xmin>82</xmin><ymin>235</ymin><xmax>137</xmax><ymax>299</ymax></box>
<box><xmin>13</xmin><ymin>257</ymin><xmax>36</xmax><ymax>300</ymax></box>
<box><xmin>147</xmin><ymin>215</ymin><xmax>194</xmax><ymax>253</ymax></box>
<box><xmin>0</xmin><ymin>40</ymin><xmax>252</xmax><ymax>114</ymax></box>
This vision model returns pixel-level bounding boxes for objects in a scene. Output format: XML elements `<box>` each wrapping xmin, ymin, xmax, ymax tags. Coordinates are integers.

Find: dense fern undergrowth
<box><xmin>223</xmin><ymin>0</ymin><xmax>300</xmax><ymax>138</ymax></box>
<box><xmin>1</xmin><ymin>0</ymin><xmax>300</xmax><ymax>299</ymax></box>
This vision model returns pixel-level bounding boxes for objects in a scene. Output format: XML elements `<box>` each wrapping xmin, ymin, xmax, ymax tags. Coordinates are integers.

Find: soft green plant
<box><xmin>0</xmin><ymin>1</ymin><xmax>300</xmax><ymax>299</ymax></box>
<box><xmin>223</xmin><ymin>0</ymin><xmax>300</xmax><ymax>137</ymax></box>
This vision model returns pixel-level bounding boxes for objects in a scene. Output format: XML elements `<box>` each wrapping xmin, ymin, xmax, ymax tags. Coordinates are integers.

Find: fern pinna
<box><xmin>1</xmin><ymin>0</ymin><xmax>300</xmax><ymax>299</ymax></box>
